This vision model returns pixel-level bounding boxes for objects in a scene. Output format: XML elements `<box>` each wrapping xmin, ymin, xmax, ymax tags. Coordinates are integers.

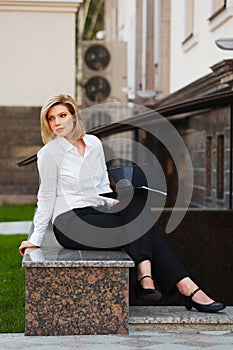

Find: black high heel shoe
<box><xmin>181</xmin><ymin>288</ymin><xmax>226</xmax><ymax>313</ymax></box>
<box><xmin>135</xmin><ymin>275</ymin><xmax>162</xmax><ymax>301</ymax></box>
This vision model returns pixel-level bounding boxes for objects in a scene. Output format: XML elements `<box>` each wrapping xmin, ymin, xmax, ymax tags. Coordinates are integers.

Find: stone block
<box><xmin>23</xmin><ymin>248</ymin><xmax>134</xmax><ymax>336</ymax></box>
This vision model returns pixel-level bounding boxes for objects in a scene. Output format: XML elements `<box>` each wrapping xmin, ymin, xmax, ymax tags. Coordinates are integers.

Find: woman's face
<box><xmin>47</xmin><ymin>104</ymin><xmax>75</xmax><ymax>139</ymax></box>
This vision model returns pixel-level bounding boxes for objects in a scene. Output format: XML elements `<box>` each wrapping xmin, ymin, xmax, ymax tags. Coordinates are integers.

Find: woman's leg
<box><xmin>122</xmin><ymin>194</ymin><xmax>225</xmax><ymax>309</ymax></box>
<box><xmin>137</xmin><ymin>260</ymin><xmax>155</xmax><ymax>289</ymax></box>
<box><xmin>130</xmin><ymin>221</ymin><xmax>224</xmax><ymax>308</ymax></box>
<box><xmin>53</xmin><ymin>206</ymin><xmax>124</xmax><ymax>250</ymax></box>
<box><xmin>119</xmin><ymin>193</ymin><xmax>188</xmax><ymax>294</ymax></box>
<box><xmin>53</xmin><ymin>222</ymin><xmax>98</xmax><ymax>250</ymax></box>
<box><xmin>129</xmin><ymin>223</ymin><xmax>189</xmax><ymax>295</ymax></box>
<box><xmin>128</xmin><ymin>220</ymin><xmax>225</xmax><ymax>310</ymax></box>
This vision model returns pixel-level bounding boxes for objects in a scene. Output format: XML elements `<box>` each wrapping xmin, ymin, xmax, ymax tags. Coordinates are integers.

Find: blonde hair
<box><xmin>40</xmin><ymin>94</ymin><xmax>86</xmax><ymax>144</ymax></box>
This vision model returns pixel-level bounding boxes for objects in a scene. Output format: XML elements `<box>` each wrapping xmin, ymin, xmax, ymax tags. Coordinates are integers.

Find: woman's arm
<box><xmin>19</xmin><ymin>146</ymin><xmax>58</xmax><ymax>254</ymax></box>
<box><xmin>95</xmin><ymin>139</ymin><xmax>119</xmax><ymax>206</ymax></box>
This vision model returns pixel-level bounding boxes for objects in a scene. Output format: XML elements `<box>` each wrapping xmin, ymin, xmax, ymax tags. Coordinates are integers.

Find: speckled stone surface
<box><xmin>23</xmin><ymin>248</ymin><xmax>134</xmax><ymax>336</ymax></box>
<box><xmin>129</xmin><ymin>306</ymin><xmax>233</xmax><ymax>324</ymax></box>
<box><xmin>22</xmin><ymin>247</ymin><xmax>135</xmax><ymax>268</ymax></box>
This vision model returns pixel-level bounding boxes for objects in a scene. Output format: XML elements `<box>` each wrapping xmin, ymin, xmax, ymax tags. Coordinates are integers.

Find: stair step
<box><xmin>129</xmin><ymin>306</ymin><xmax>233</xmax><ymax>331</ymax></box>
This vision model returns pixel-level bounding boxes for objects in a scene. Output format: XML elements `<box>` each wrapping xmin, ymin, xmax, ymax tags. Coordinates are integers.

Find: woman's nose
<box><xmin>55</xmin><ymin>117</ymin><xmax>60</xmax><ymax>125</ymax></box>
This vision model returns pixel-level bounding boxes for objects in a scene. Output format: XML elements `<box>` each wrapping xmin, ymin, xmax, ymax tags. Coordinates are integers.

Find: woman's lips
<box><xmin>56</xmin><ymin>128</ymin><xmax>65</xmax><ymax>132</ymax></box>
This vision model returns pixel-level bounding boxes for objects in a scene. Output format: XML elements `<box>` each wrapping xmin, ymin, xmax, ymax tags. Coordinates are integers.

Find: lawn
<box><xmin>0</xmin><ymin>204</ymin><xmax>36</xmax><ymax>222</ymax></box>
<box><xmin>0</xmin><ymin>234</ymin><xmax>27</xmax><ymax>333</ymax></box>
<box><xmin>0</xmin><ymin>204</ymin><xmax>35</xmax><ymax>333</ymax></box>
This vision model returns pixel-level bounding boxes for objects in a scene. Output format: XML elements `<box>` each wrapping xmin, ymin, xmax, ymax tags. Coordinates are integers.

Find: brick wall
<box><xmin>0</xmin><ymin>106</ymin><xmax>42</xmax><ymax>204</ymax></box>
<box><xmin>181</xmin><ymin>106</ymin><xmax>231</xmax><ymax>208</ymax></box>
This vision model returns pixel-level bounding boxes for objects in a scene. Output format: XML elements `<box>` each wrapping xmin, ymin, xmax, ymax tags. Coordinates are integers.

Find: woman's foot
<box><xmin>135</xmin><ymin>275</ymin><xmax>162</xmax><ymax>301</ymax></box>
<box><xmin>176</xmin><ymin>277</ymin><xmax>214</xmax><ymax>304</ymax></box>
<box><xmin>138</xmin><ymin>275</ymin><xmax>155</xmax><ymax>289</ymax></box>
<box><xmin>136</xmin><ymin>260</ymin><xmax>162</xmax><ymax>301</ymax></box>
<box><xmin>177</xmin><ymin>277</ymin><xmax>225</xmax><ymax>312</ymax></box>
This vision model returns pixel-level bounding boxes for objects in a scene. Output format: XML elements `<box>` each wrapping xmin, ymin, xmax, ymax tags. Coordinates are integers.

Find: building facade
<box><xmin>105</xmin><ymin>0</ymin><xmax>233</xmax><ymax>98</ymax></box>
<box><xmin>170</xmin><ymin>0</ymin><xmax>233</xmax><ymax>92</ymax></box>
<box><xmin>104</xmin><ymin>0</ymin><xmax>233</xmax><ymax>209</ymax></box>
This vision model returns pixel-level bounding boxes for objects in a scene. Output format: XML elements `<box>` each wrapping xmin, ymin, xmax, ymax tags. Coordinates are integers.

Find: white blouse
<box><xmin>29</xmin><ymin>134</ymin><xmax>114</xmax><ymax>246</ymax></box>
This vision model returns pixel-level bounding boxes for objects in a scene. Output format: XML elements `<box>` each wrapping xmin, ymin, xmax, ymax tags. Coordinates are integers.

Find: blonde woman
<box><xmin>19</xmin><ymin>94</ymin><xmax>225</xmax><ymax>312</ymax></box>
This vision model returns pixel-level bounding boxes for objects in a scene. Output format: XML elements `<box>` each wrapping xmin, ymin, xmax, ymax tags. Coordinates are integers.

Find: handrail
<box><xmin>17</xmin><ymin>90</ymin><xmax>233</xmax><ymax>166</ymax></box>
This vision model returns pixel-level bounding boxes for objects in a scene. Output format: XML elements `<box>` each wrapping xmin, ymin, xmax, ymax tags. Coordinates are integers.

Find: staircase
<box><xmin>129</xmin><ymin>306</ymin><xmax>233</xmax><ymax>332</ymax></box>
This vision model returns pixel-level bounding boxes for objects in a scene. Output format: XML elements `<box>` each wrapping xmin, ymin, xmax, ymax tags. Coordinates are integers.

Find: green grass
<box><xmin>0</xmin><ymin>204</ymin><xmax>36</xmax><ymax>222</ymax></box>
<box><xmin>0</xmin><ymin>205</ymin><xmax>34</xmax><ymax>332</ymax></box>
<box><xmin>0</xmin><ymin>234</ymin><xmax>27</xmax><ymax>333</ymax></box>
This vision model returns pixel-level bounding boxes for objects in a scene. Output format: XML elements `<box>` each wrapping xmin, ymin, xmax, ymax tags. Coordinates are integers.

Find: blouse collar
<box><xmin>56</xmin><ymin>135</ymin><xmax>90</xmax><ymax>153</ymax></box>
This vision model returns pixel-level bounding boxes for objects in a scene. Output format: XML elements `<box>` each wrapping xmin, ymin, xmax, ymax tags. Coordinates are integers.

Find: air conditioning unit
<box><xmin>81</xmin><ymin>41</ymin><xmax>127</xmax><ymax>107</ymax></box>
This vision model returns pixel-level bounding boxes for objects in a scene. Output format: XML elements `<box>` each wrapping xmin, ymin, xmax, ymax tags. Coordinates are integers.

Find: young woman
<box><xmin>19</xmin><ymin>94</ymin><xmax>225</xmax><ymax>312</ymax></box>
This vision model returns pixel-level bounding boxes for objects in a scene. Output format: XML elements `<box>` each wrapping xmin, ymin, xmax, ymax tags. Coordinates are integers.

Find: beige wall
<box><xmin>105</xmin><ymin>0</ymin><xmax>233</xmax><ymax>100</ymax></box>
<box><xmin>0</xmin><ymin>0</ymin><xmax>82</xmax><ymax>106</ymax></box>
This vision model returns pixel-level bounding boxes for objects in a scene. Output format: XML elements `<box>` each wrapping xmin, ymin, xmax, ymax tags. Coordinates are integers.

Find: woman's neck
<box><xmin>72</xmin><ymin>137</ymin><xmax>86</xmax><ymax>157</ymax></box>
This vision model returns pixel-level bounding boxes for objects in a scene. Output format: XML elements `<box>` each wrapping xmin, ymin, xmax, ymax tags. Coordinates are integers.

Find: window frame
<box><xmin>205</xmin><ymin>135</ymin><xmax>213</xmax><ymax>198</ymax></box>
<box><xmin>208</xmin><ymin>0</ymin><xmax>227</xmax><ymax>21</ymax></box>
<box><xmin>216</xmin><ymin>134</ymin><xmax>224</xmax><ymax>200</ymax></box>
<box><xmin>182</xmin><ymin>0</ymin><xmax>194</xmax><ymax>45</ymax></box>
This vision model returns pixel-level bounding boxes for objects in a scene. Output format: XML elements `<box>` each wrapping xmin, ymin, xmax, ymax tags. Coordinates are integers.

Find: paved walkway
<box><xmin>1</xmin><ymin>329</ymin><xmax>233</xmax><ymax>350</ymax></box>
<box><xmin>0</xmin><ymin>221</ymin><xmax>31</xmax><ymax>234</ymax></box>
<box><xmin>1</xmin><ymin>307</ymin><xmax>233</xmax><ymax>350</ymax></box>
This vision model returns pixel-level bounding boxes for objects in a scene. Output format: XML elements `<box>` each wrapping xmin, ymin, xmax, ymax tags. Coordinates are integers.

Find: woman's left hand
<box><xmin>18</xmin><ymin>240</ymin><xmax>38</xmax><ymax>257</ymax></box>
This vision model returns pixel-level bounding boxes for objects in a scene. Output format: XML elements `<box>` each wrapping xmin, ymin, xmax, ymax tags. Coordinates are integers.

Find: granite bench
<box><xmin>22</xmin><ymin>223</ymin><xmax>135</xmax><ymax>336</ymax></box>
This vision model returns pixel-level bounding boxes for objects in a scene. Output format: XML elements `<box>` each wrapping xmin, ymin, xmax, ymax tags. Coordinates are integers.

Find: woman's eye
<box><xmin>48</xmin><ymin>117</ymin><xmax>54</xmax><ymax>121</ymax></box>
<box><xmin>60</xmin><ymin>114</ymin><xmax>66</xmax><ymax>118</ymax></box>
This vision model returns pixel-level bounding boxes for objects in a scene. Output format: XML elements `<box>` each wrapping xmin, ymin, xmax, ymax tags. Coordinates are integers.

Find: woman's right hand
<box><xmin>18</xmin><ymin>240</ymin><xmax>38</xmax><ymax>257</ymax></box>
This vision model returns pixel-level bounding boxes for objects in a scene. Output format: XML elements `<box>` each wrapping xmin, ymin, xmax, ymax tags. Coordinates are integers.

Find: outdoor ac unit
<box><xmin>81</xmin><ymin>41</ymin><xmax>127</xmax><ymax>107</ymax></box>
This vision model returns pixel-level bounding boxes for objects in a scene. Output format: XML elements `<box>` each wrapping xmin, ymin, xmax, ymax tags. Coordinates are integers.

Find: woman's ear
<box><xmin>73</xmin><ymin>115</ymin><xmax>76</xmax><ymax>127</ymax></box>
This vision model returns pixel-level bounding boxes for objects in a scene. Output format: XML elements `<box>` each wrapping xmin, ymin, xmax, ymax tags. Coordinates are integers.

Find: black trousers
<box><xmin>53</xmin><ymin>194</ymin><xmax>188</xmax><ymax>296</ymax></box>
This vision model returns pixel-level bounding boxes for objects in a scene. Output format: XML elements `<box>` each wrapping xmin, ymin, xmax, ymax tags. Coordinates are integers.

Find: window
<box><xmin>205</xmin><ymin>136</ymin><xmax>212</xmax><ymax>197</ymax></box>
<box><xmin>182</xmin><ymin>0</ymin><xmax>194</xmax><ymax>44</ymax></box>
<box><xmin>217</xmin><ymin>135</ymin><xmax>224</xmax><ymax>199</ymax></box>
<box><xmin>209</xmin><ymin>0</ymin><xmax>227</xmax><ymax>21</ymax></box>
